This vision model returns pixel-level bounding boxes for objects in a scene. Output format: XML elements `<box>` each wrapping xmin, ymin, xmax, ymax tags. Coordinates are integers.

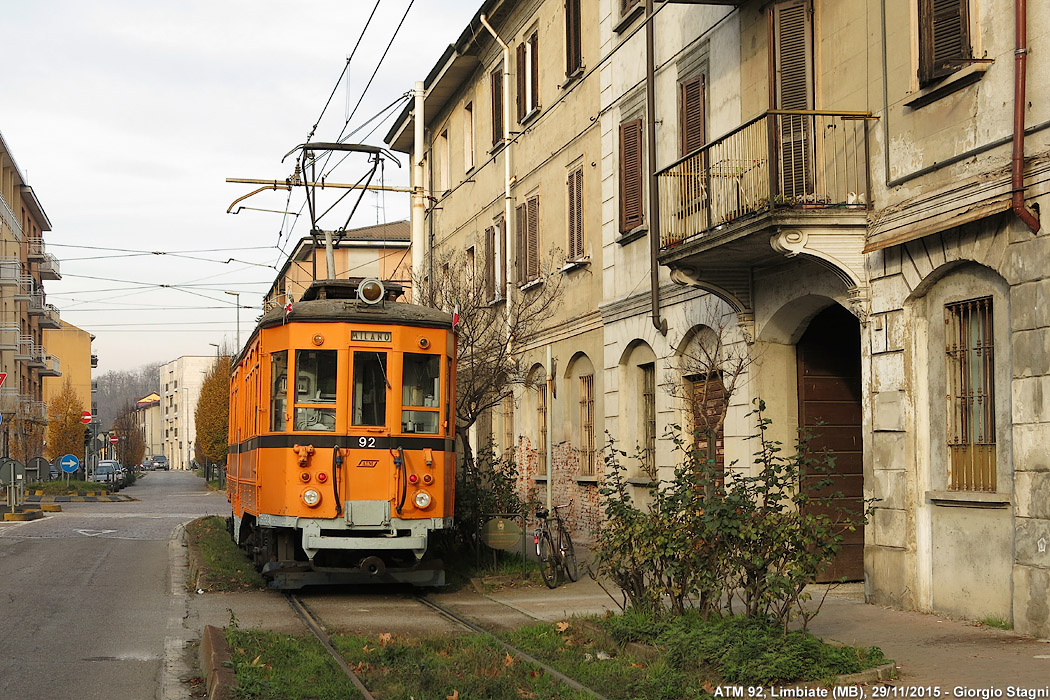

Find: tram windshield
<box><xmin>402</xmin><ymin>353</ymin><xmax>440</xmax><ymax>434</ymax></box>
<box><xmin>294</xmin><ymin>350</ymin><xmax>337</xmax><ymax>431</ymax></box>
<box><xmin>353</xmin><ymin>352</ymin><xmax>388</xmax><ymax>426</ymax></box>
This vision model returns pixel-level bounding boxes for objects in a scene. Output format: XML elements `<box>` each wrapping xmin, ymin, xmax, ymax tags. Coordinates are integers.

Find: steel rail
<box><xmin>284</xmin><ymin>593</ymin><xmax>376</xmax><ymax>700</ymax></box>
<box><xmin>413</xmin><ymin>595</ymin><xmax>611</xmax><ymax>700</ymax></box>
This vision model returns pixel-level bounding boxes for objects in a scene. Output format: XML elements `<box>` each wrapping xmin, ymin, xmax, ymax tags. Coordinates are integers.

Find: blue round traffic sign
<box><xmin>59</xmin><ymin>454</ymin><xmax>80</xmax><ymax>474</ymax></box>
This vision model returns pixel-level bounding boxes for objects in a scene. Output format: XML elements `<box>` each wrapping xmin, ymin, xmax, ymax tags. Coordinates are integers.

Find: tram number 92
<box><xmin>357</xmin><ymin>437</ymin><xmax>377</xmax><ymax>448</ymax></box>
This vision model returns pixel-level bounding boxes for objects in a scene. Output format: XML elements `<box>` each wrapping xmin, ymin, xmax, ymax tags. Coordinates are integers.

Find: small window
<box><xmin>491</xmin><ymin>65</ymin><xmax>504</xmax><ymax>145</ymax></box>
<box><xmin>517</xmin><ymin>30</ymin><xmax>540</xmax><ymax>121</ymax></box>
<box><xmin>567</xmin><ymin>166</ymin><xmax>584</xmax><ymax>260</ymax></box>
<box><xmin>294</xmin><ymin>350</ymin><xmax>337</xmax><ymax>431</ymax></box>
<box><xmin>919</xmin><ymin>0</ymin><xmax>970</xmax><ymax>85</ymax></box>
<box><xmin>402</xmin><ymin>353</ymin><xmax>441</xmax><ymax>434</ymax></box>
<box><xmin>353</xmin><ymin>352</ymin><xmax>388</xmax><ymax>427</ymax></box>
<box><xmin>270</xmin><ymin>351</ymin><xmax>287</xmax><ymax>431</ymax></box>
<box><xmin>945</xmin><ymin>296</ymin><xmax>995</xmax><ymax>491</ymax></box>
<box><xmin>687</xmin><ymin>371</ymin><xmax>726</xmax><ymax>483</ymax></box>
<box><xmin>565</xmin><ymin>0</ymin><xmax>582</xmax><ymax>77</ymax></box>
<box><xmin>515</xmin><ymin>195</ymin><xmax>541</xmax><ymax>285</ymax></box>
<box><xmin>579</xmin><ymin>374</ymin><xmax>595</xmax><ymax>475</ymax></box>
<box><xmin>619</xmin><ymin>119</ymin><xmax>644</xmax><ymax>232</ymax></box>
<box><xmin>641</xmin><ymin>362</ymin><xmax>656</xmax><ymax>474</ymax></box>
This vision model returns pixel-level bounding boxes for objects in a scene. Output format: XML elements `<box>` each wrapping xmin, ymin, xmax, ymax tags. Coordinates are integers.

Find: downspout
<box><xmin>645</xmin><ymin>0</ymin><xmax>668</xmax><ymax>335</ymax></box>
<box><xmin>480</xmin><ymin>14</ymin><xmax>515</xmax><ymax>332</ymax></box>
<box><xmin>411</xmin><ymin>81</ymin><xmax>428</xmax><ymax>295</ymax></box>
<box><xmin>1012</xmin><ymin>0</ymin><xmax>1040</xmax><ymax>232</ymax></box>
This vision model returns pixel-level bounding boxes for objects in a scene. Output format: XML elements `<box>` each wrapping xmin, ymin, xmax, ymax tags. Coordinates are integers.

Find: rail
<box><xmin>657</xmin><ymin>109</ymin><xmax>873</xmax><ymax>249</ymax></box>
<box><xmin>0</xmin><ymin>192</ymin><xmax>22</xmax><ymax>242</ymax></box>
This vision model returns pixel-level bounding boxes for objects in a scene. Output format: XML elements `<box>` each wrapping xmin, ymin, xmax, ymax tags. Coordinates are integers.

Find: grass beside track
<box><xmin>185</xmin><ymin>516</ymin><xmax>266</xmax><ymax>591</ymax></box>
<box><xmin>223</xmin><ymin>615</ymin><xmax>888</xmax><ymax>700</ymax></box>
<box><xmin>226</xmin><ymin>627</ymin><xmax>359</xmax><ymax>700</ymax></box>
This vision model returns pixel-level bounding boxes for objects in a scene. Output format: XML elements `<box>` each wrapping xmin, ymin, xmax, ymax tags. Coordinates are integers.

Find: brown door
<box><xmin>796</xmin><ymin>304</ymin><xmax>864</xmax><ymax>582</ymax></box>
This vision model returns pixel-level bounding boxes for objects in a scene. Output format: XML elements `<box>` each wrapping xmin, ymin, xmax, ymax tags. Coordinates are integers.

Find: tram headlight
<box><xmin>413</xmin><ymin>490</ymin><xmax>432</xmax><ymax>509</ymax></box>
<box><xmin>357</xmin><ymin>278</ymin><xmax>385</xmax><ymax>305</ymax></box>
<box><xmin>302</xmin><ymin>489</ymin><xmax>322</xmax><ymax>507</ymax></box>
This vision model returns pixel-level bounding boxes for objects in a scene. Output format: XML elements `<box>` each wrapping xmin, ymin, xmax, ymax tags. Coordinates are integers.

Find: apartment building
<box><xmin>42</xmin><ymin>320</ymin><xmax>95</xmax><ymax>411</ymax></box>
<box><xmin>0</xmin><ymin>129</ymin><xmax>62</xmax><ymax>461</ymax></box>
<box><xmin>134</xmin><ymin>392</ymin><xmax>163</xmax><ymax>461</ymax></box>
<box><xmin>386</xmin><ymin>0</ymin><xmax>607</xmax><ymax>534</ymax></box>
<box><xmin>159</xmin><ymin>356</ymin><xmax>214</xmax><ymax>470</ymax></box>
<box><xmin>263</xmin><ymin>220</ymin><xmax>413</xmax><ymax>313</ymax></box>
<box><xmin>390</xmin><ymin>0</ymin><xmax>1050</xmax><ymax>636</ymax></box>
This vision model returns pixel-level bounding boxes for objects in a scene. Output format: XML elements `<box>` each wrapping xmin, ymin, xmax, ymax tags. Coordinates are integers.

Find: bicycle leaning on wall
<box><xmin>534</xmin><ymin>500</ymin><xmax>579</xmax><ymax>588</ymax></box>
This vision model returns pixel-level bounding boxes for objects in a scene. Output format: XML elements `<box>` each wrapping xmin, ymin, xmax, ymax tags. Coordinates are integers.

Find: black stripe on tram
<box><xmin>228</xmin><ymin>434</ymin><xmax>453</xmax><ymax>454</ymax></box>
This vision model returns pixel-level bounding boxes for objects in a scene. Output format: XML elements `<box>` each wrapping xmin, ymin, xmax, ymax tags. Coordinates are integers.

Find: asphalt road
<box><xmin>0</xmin><ymin>471</ymin><xmax>229</xmax><ymax>700</ymax></box>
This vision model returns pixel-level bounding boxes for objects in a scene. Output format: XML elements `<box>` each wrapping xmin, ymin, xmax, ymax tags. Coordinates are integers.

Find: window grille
<box><xmin>579</xmin><ymin>374</ymin><xmax>595</xmax><ymax>475</ymax></box>
<box><xmin>503</xmin><ymin>393</ymin><xmax>515</xmax><ymax>459</ymax></box>
<box><xmin>537</xmin><ymin>384</ymin><xmax>548</xmax><ymax>476</ymax></box>
<box><xmin>945</xmin><ymin>296</ymin><xmax>995</xmax><ymax>491</ymax></box>
<box><xmin>641</xmin><ymin>363</ymin><xmax>656</xmax><ymax>475</ymax></box>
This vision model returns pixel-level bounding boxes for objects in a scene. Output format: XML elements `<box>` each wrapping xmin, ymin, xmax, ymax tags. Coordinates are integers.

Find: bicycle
<box><xmin>534</xmin><ymin>501</ymin><xmax>578</xmax><ymax>588</ymax></box>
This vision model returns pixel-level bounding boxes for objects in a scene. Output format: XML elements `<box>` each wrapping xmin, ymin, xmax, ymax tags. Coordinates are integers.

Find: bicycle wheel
<box><xmin>538</xmin><ymin>532</ymin><xmax>559</xmax><ymax>588</ymax></box>
<box><xmin>560</xmin><ymin>529</ymin><xmax>579</xmax><ymax>582</ymax></box>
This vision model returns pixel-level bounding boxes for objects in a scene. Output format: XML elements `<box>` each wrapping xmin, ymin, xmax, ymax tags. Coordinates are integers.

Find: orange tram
<box><xmin>226</xmin><ymin>278</ymin><xmax>457</xmax><ymax>589</ymax></box>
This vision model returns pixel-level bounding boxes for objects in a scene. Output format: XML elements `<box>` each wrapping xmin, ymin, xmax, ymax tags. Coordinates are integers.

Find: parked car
<box><xmin>91</xmin><ymin>460</ymin><xmax>124</xmax><ymax>489</ymax></box>
<box><xmin>151</xmin><ymin>456</ymin><xmax>169</xmax><ymax>471</ymax></box>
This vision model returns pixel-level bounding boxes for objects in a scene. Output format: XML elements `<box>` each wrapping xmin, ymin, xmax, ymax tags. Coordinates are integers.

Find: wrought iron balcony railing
<box><xmin>657</xmin><ymin>110</ymin><xmax>873</xmax><ymax>250</ymax></box>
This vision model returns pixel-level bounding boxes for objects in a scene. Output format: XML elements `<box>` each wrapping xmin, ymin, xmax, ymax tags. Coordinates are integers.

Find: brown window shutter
<box><xmin>484</xmin><ymin>226</ymin><xmax>496</xmax><ymax>300</ymax></box>
<box><xmin>515</xmin><ymin>203</ymin><xmax>527</xmax><ymax>284</ymax></box>
<box><xmin>516</xmin><ymin>42</ymin><xmax>527</xmax><ymax>123</ymax></box>
<box><xmin>679</xmin><ymin>75</ymin><xmax>706</xmax><ymax>156</ymax></box>
<box><xmin>566</xmin><ymin>0</ymin><xmax>582</xmax><ymax>76</ymax></box>
<box><xmin>774</xmin><ymin>1</ymin><xmax>812</xmax><ymax>111</ymax></box>
<box><xmin>530</xmin><ymin>31</ymin><xmax>539</xmax><ymax>111</ymax></box>
<box><xmin>619</xmin><ymin>119</ymin><xmax>644</xmax><ymax>233</ymax></box>
<box><xmin>568</xmin><ymin>167</ymin><xmax>584</xmax><ymax>259</ymax></box>
<box><xmin>491</xmin><ymin>66</ymin><xmax>503</xmax><ymax>145</ymax></box>
<box><xmin>920</xmin><ymin>0</ymin><xmax>970</xmax><ymax>84</ymax></box>
<box><xmin>498</xmin><ymin>215</ymin><xmax>507</xmax><ymax>292</ymax></box>
<box><xmin>527</xmin><ymin>195</ymin><xmax>540</xmax><ymax>282</ymax></box>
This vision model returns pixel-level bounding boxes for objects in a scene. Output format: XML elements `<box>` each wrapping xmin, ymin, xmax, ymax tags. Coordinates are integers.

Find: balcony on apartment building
<box><xmin>20</xmin><ymin>397</ymin><xmax>48</xmax><ymax>423</ymax></box>
<box><xmin>40</xmin><ymin>354</ymin><xmax>61</xmax><ymax>377</ymax></box>
<box><xmin>15</xmin><ymin>335</ymin><xmax>35</xmax><ymax>362</ymax></box>
<box><xmin>656</xmin><ymin>110</ymin><xmax>872</xmax><ymax>287</ymax></box>
<box><xmin>0</xmin><ymin>387</ymin><xmax>17</xmax><ymax>413</ymax></box>
<box><xmin>91</xmin><ymin>353</ymin><xmax>98</xmax><ymax>368</ymax></box>
<box><xmin>0</xmin><ymin>323</ymin><xmax>17</xmax><ymax>351</ymax></box>
<box><xmin>0</xmin><ymin>192</ymin><xmax>23</xmax><ymax>242</ymax></box>
<box><xmin>27</xmin><ymin>235</ymin><xmax>61</xmax><ymax>280</ymax></box>
<box><xmin>0</xmin><ymin>257</ymin><xmax>21</xmax><ymax>286</ymax></box>
<box><xmin>39</xmin><ymin>303</ymin><xmax>61</xmax><ymax>329</ymax></box>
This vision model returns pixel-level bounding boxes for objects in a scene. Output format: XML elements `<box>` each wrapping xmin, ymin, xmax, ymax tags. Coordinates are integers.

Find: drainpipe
<box><xmin>1012</xmin><ymin>0</ymin><xmax>1040</xmax><ymax>233</ymax></box>
<box><xmin>411</xmin><ymin>81</ymin><xmax>427</xmax><ymax>293</ymax></box>
<box><xmin>645</xmin><ymin>0</ymin><xmax>668</xmax><ymax>335</ymax></box>
<box><xmin>480</xmin><ymin>14</ymin><xmax>515</xmax><ymax>331</ymax></box>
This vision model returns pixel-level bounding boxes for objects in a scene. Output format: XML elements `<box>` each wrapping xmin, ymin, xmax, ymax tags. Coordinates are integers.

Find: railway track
<box><xmin>283</xmin><ymin>591</ymin><xmax>611</xmax><ymax>700</ymax></box>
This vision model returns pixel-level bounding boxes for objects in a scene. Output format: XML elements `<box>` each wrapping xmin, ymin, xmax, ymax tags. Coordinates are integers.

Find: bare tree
<box><xmin>417</xmin><ymin>249</ymin><xmax>564</xmax><ymax>470</ymax></box>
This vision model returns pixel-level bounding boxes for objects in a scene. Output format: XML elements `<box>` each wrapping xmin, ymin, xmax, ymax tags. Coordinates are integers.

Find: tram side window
<box><xmin>353</xmin><ymin>352</ymin><xmax>388</xmax><ymax>427</ymax></box>
<box><xmin>270</xmin><ymin>351</ymin><xmax>288</xmax><ymax>432</ymax></box>
<box><xmin>402</xmin><ymin>353</ymin><xmax>440</xmax><ymax>434</ymax></box>
<box><xmin>294</xmin><ymin>350</ymin><xmax>337</xmax><ymax>431</ymax></box>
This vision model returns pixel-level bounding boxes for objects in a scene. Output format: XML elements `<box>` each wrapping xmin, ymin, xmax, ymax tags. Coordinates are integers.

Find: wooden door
<box><xmin>796</xmin><ymin>304</ymin><xmax>864</xmax><ymax>582</ymax></box>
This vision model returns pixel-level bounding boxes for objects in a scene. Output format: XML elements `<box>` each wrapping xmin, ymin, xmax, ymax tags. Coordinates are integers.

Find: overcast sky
<box><xmin>1</xmin><ymin>0</ymin><xmax>478</xmax><ymax>374</ymax></box>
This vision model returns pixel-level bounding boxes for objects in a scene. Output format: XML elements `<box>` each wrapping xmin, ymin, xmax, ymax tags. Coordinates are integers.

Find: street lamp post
<box><xmin>208</xmin><ymin>342</ymin><xmax>219</xmax><ymax>357</ymax></box>
<box><xmin>224</xmin><ymin>290</ymin><xmax>241</xmax><ymax>351</ymax></box>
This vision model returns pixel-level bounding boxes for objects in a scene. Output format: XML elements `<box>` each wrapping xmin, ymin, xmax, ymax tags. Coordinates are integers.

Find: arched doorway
<box><xmin>796</xmin><ymin>304</ymin><xmax>864</xmax><ymax>582</ymax></box>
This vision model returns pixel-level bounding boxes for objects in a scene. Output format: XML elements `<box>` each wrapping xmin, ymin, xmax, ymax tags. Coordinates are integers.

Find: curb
<box><xmin>40</xmin><ymin>504</ymin><xmax>62</xmax><ymax>512</ymax></box>
<box><xmin>24</xmin><ymin>494</ymin><xmax>136</xmax><ymax>503</ymax></box>
<box><xmin>3</xmin><ymin>509</ymin><xmax>43</xmax><ymax>521</ymax></box>
<box><xmin>200</xmin><ymin>625</ymin><xmax>237</xmax><ymax>700</ymax></box>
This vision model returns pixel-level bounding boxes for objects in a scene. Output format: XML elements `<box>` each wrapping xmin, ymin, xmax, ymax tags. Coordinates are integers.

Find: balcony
<box><xmin>91</xmin><ymin>354</ymin><xmax>99</xmax><ymax>368</ymax></box>
<box><xmin>15</xmin><ymin>335</ymin><xmax>34</xmax><ymax>361</ymax></box>
<box><xmin>656</xmin><ymin>110</ymin><xmax>873</xmax><ymax>307</ymax></box>
<box><xmin>39</xmin><ymin>354</ymin><xmax>62</xmax><ymax>377</ymax></box>
<box><xmin>0</xmin><ymin>324</ymin><xmax>17</xmax><ymax>351</ymax></box>
<box><xmin>22</xmin><ymin>399</ymin><xmax>47</xmax><ymax>423</ymax></box>
<box><xmin>14</xmin><ymin>274</ymin><xmax>33</xmax><ymax>301</ymax></box>
<box><xmin>27</xmin><ymin>235</ymin><xmax>45</xmax><ymax>261</ymax></box>
<box><xmin>0</xmin><ymin>192</ymin><xmax>23</xmax><ymax>242</ymax></box>
<box><xmin>0</xmin><ymin>388</ymin><xmax>18</xmax><ymax>414</ymax></box>
<box><xmin>26</xmin><ymin>291</ymin><xmax>45</xmax><ymax>316</ymax></box>
<box><xmin>27</xmin><ymin>344</ymin><xmax>46</xmax><ymax>368</ymax></box>
<box><xmin>39</xmin><ymin>304</ymin><xmax>61</xmax><ymax>329</ymax></box>
<box><xmin>39</xmin><ymin>253</ymin><xmax>61</xmax><ymax>280</ymax></box>
<box><xmin>0</xmin><ymin>258</ymin><xmax>21</xmax><ymax>286</ymax></box>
